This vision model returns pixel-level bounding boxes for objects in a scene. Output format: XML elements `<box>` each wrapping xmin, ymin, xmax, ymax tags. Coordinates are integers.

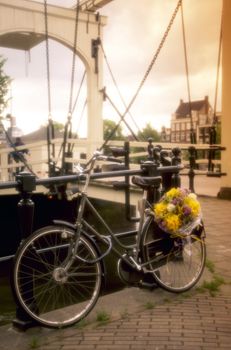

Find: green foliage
<box><xmin>52</xmin><ymin>120</ymin><xmax>65</xmax><ymax>131</ymax></box>
<box><xmin>137</xmin><ymin>122</ymin><xmax>161</xmax><ymax>142</ymax></box>
<box><xmin>74</xmin><ymin>319</ymin><xmax>89</xmax><ymax>329</ymax></box>
<box><xmin>29</xmin><ymin>336</ymin><xmax>40</xmax><ymax>349</ymax></box>
<box><xmin>103</xmin><ymin>119</ymin><xmax>125</xmax><ymax>141</ymax></box>
<box><xmin>197</xmin><ymin>259</ymin><xmax>225</xmax><ymax>297</ymax></box>
<box><xmin>0</xmin><ymin>56</ymin><xmax>11</xmax><ymax>114</ymax></box>
<box><xmin>96</xmin><ymin>310</ymin><xmax>110</xmax><ymax>323</ymax></box>
<box><xmin>205</xmin><ymin>259</ymin><xmax>215</xmax><ymax>274</ymax></box>
<box><xmin>199</xmin><ymin>275</ymin><xmax>225</xmax><ymax>297</ymax></box>
<box><xmin>144</xmin><ymin>301</ymin><xmax>155</xmax><ymax>310</ymax></box>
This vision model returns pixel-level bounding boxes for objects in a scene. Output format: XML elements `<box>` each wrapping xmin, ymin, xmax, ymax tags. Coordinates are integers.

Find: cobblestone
<box><xmin>1</xmin><ymin>197</ymin><xmax>231</xmax><ymax>350</ymax></box>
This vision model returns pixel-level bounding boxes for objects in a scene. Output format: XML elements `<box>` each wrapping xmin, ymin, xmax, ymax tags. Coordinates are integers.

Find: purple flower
<box><xmin>183</xmin><ymin>205</ymin><xmax>191</xmax><ymax>216</ymax></box>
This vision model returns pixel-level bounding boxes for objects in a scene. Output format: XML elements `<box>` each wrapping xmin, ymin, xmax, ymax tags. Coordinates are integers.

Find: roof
<box><xmin>22</xmin><ymin>126</ymin><xmax>63</xmax><ymax>143</ymax></box>
<box><xmin>175</xmin><ymin>98</ymin><xmax>209</xmax><ymax>118</ymax></box>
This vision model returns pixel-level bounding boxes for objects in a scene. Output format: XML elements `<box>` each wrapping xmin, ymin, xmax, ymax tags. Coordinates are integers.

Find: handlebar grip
<box><xmin>106</xmin><ymin>157</ymin><xmax>123</xmax><ymax>164</ymax></box>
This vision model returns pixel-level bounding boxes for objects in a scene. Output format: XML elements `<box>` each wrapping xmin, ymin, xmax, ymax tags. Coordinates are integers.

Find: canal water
<box><xmin>0</xmin><ymin>196</ymin><xmax>136</xmax><ymax>326</ymax></box>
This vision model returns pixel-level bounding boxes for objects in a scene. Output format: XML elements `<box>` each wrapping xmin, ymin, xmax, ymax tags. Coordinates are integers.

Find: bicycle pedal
<box><xmin>138</xmin><ymin>281</ymin><xmax>158</xmax><ymax>290</ymax></box>
<box><xmin>140</xmin><ymin>272</ymin><xmax>158</xmax><ymax>290</ymax></box>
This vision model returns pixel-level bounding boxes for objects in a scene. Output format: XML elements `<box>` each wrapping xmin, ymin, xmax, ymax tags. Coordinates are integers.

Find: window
<box><xmin>180</xmin><ymin>132</ymin><xmax>186</xmax><ymax>141</ymax></box>
<box><xmin>186</xmin><ymin>132</ymin><xmax>191</xmax><ymax>142</ymax></box>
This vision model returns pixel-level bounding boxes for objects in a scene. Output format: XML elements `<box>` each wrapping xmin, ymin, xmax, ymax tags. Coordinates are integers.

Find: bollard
<box><xmin>188</xmin><ymin>146</ymin><xmax>196</xmax><ymax>193</ymax></box>
<box><xmin>160</xmin><ymin>150</ymin><xmax>172</xmax><ymax>193</ymax></box>
<box><xmin>153</xmin><ymin>146</ymin><xmax>161</xmax><ymax>167</ymax></box>
<box><xmin>171</xmin><ymin>147</ymin><xmax>181</xmax><ymax>188</ymax></box>
<box><xmin>147</xmin><ymin>138</ymin><xmax>154</xmax><ymax>160</ymax></box>
<box><xmin>208</xmin><ymin>126</ymin><xmax>216</xmax><ymax>172</ymax></box>
<box><xmin>12</xmin><ymin>171</ymin><xmax>37</xmax><ymax>330</ymax></box>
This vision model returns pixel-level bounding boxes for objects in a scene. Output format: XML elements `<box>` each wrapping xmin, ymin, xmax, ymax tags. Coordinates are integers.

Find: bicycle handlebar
<box><xmin>0</xmin><ymin>162</ymin><xmax>183</xmax><ymax>191</ymax></box>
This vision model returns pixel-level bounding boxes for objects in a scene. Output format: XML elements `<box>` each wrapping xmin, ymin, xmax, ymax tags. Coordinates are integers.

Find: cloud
<box><xmin>1</xmin><ymin>0</ymin><xmax>222</xmax><ymax>136</ymax></box>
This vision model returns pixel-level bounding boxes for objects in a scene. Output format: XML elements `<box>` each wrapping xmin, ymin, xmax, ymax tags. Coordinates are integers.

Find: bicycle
<box><xmin>12</xmin><ymin>151</ymin><xmax>206</xmax><ymax>328</ymax></box>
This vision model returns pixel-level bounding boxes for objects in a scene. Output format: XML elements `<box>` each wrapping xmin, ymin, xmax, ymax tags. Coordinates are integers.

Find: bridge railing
<box><xmin>0</xmin><ymin>138</ymin><xmax>225</xmax><ymax>193</ymax></box>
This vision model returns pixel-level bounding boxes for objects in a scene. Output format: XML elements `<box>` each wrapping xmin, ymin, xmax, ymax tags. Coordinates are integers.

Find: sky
<box><xmin>1</xmin><ymin>0</ymin><xmax>222</xmax><ymax>137</ymax></box>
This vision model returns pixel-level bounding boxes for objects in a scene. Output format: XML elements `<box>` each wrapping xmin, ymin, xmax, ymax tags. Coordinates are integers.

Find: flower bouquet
<box><xmin>153</xmin><ymin>188</ymin><xmax>201</xmax><ymax>236</ymax></box>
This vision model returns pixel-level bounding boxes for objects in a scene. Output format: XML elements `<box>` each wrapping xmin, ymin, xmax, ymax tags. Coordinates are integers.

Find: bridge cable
<box><xmin>61</xmin><ymin>0</ymin><xmax>80</xmax><ymax>174</ymax></box>
<box><xmin>70</xmin><ymin>98</ymin><xmax>88</xmax><ymax>153</ymax></box>
<box><xmin>180</xmin><ymin>0</ymin><xmax>196</xmax><ymax>144</ymax></box>
<box><xmin>56</xmin><ymin>69</ymin><xmax>86</xmax><ymax>164</ymax></box>
<box><xmin>212</xmin><ymin>10</ymin><xmax>222</xmax><ymax>129</ymax></box>
<box><xmin>85</xmin><ymin>0</ymin><xmax>182</xmax><ymax>164</ymax></box>
<box><xmin>44</xmin><ymin>0</ymin><xmax>56</xmax><ymax>176</ymax></box>
<box><xmin>100</xmin><ymin>41</ymin><xmax>145</xmax><ymax>141</ymax></box>
<box><xmin>71</xmin><ymin>70</ymin><xmax>86</xmax><ymax>115</ymax></box>
<box><xmin>208</xmin><ymin>8</ymin><xmax>223</xmax><ymax>171</ymax></box>
<box><xmin>102</xmin><ymin>89</ymin><xmax>139</xmax><ymax>141</ymax></box>
<box><xmin>0</xmin><ymin>121</ymin><xmax>37</xmax><ymax>177</ymax></box>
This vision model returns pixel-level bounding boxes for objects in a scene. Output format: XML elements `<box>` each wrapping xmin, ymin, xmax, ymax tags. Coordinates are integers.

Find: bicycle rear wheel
<box><xmin>141</xmin><ymin>217</ymin><xmax>206</xmax><ymax>293</ymax></box>
<box><xmin>13</xmin><ymin>225</ymin><xmax>102</xmax><ymax>328</ymax></box>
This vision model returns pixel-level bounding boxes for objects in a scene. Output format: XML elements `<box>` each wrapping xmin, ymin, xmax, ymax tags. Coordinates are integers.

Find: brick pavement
<box><xmin>0</xmin><ymin>196</ymin><xmax>231</xmax><ymax>350</ymax></box>
<box><xmin>40</xmin><ymin>288</ymin><xmax>231</xmax><ymax>350</ymax></box>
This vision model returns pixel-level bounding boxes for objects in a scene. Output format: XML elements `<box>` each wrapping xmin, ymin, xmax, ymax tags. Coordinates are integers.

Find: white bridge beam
<box><xmin>0</xmin><ymin>0</ymin><xmax>106</xmax><ymax>157</ymax></box>
<box><xmin>78</xmin><ymin>0</ymin><xmax>114</xmax><ymax>12</ymax></box>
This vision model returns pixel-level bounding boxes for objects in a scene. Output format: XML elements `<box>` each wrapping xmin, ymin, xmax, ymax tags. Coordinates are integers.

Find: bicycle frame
<box><xmin>70</xmin><ymin>158</ymin><xmax>149</xmax><ymax>273</ymax></box>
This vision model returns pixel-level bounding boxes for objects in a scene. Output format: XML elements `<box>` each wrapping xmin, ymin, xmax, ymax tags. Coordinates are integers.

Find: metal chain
<box><xmin>100</xmin><ymin>41</ymin><xmax>144</xmax><ymax>141</ymax></box>
<box><xmin>213</xmin><ymin>7</ymin><xmax>222</xmax><ymax>125</ymax></box>
<box><xmin>122</xmin><ymin>0</ymin><xmax>182</xmax><ymax>120</ymax></box>
<box><xmin>96</xmin><ymin>0</ymin><xmax>182</xmax><ymax>153</ymax></box>
<box><xmin>180</xmin><ymin>0</ymin><xmax>196</xmax><ymax>144</ymax></box>
<box><xmin>103</xmin><ymin>91</ymin><xmax>139</xmax><ymax>141</ymax></box>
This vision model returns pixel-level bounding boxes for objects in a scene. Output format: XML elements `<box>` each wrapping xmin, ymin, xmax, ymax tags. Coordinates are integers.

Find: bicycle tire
<box><xmin>141</xmin><ymin>217</ymin><xmax>206</xmax><ymax>293</ymax></box>
<box><xmin>13</xmin><ymin>225</ymin><xmax>102</xmax><ymax>328</ymax></box>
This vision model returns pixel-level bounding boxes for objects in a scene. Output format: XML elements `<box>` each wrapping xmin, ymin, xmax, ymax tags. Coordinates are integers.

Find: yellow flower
<box><xmin>165</xmin><ymin>214</ymin><xmax>181</xmax><ymax>232</ymax></box>
<box><xmin>154</xmin><ymin>202</ymin><xmax>167</xmax><ymax>219</ymax></box>
<box><xmin>166</xmin><ymin>187</ymin><xmax>181</xmax><ymax>199</ymax></box>
<box><xmin>184</xmin><ymin>197</ymin><xmax>201</xmax><ymax>217</ymax></box>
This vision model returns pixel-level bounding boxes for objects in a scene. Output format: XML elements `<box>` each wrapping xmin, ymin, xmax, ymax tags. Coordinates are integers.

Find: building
<box><xmin>160</xmin><ymin>126</ymin><xmax>171</xmax><ymax>142</ymax></box>
<box><xmin>170</xmin><ymin>96</ymin><xmax>215</xmax><ymax>143</ymax></box>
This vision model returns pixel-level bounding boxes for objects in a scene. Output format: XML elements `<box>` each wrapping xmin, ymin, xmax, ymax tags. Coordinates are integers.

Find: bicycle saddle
<box><xmin>132</xmin><ymin>176</ymin><xmax>162</xmax><ymax>190</ymax></box>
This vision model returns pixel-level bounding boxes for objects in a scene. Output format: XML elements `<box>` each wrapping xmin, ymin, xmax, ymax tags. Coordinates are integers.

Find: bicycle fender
<box><xmin>53</xmin><ymin>220</ymin><xmax>107</xmax><ymax>285</ymax></box>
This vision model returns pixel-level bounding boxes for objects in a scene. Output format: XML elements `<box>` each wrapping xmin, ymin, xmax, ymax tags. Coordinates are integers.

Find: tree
<box><xmin>137</xmin><ymin>123</ymin><xmax>161</xmax><ymax>142</ymax></box>
<box><xmin>53</xmin><ymin>121</ymin><xmax>65</xmax><ymax>131</ymax></box>
<box><xmin>103</xmin><ymin>119</ymin><xmax>125</xmax><ymax>140</ymax></box>
<box><xmin>0</xmin><ymin>56</ymin><xmax>11</xmax><ymax>115</ymax></box>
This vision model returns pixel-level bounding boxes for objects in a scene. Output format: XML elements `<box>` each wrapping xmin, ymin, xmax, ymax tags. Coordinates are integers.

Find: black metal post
<box><xmin>160</xmin><ymin>150</ymin><xmax>172</xmax><ymax>193</ymax></box>
<box><xmin>147</xmin><ymin>138</ymin><xmax>154</xmax><ymax>160</ymax></box>
<box><xmin>12</xmin><ymin>172</ymin><xmax>37</xmax><ymax>331</ymax></box>
<box><xmin>171</xmin><ymin>147</ymin><xmax>182</xmax><ymax>188</ymax></box>
<box><xmin>208</xmin><ymin>126</ymin><xmax>216</xmax><ymax>172</ymax></box>
<box><xmin>188</xmin><ymin>146</ymin><xmax>196</xmax><ymax>192</ymax></box>
<box><xmin>64</xmin><ymin>150</ymin><xmax>73</xmax><ymax>174</ymax></box>
<box><xmin>153</xmin><ymin>146</ymin><xmax>161</xmax><ymax>167</ymax></box>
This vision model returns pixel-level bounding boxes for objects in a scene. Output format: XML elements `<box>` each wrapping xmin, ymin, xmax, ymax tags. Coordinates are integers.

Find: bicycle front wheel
<box><xmin>13</xmin><ymin>225</ymin><xmax>102</xmax><ymax>328</ymax></box>
<box><xmin>141</xmin><ymin>218</ymin><xmax>206</xmax><ymax>293</ymax></box>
